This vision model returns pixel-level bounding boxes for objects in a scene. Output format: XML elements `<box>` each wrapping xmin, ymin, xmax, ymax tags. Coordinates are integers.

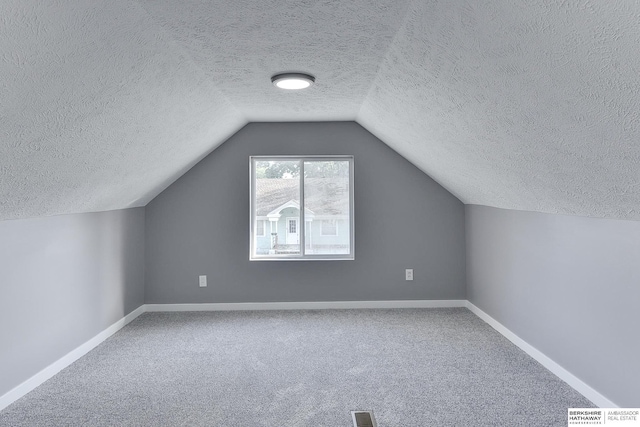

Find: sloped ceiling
<box><xmin>2</xmin><ymin>0</ymin><xmax>640</xmax><ymax>221</ymax></box>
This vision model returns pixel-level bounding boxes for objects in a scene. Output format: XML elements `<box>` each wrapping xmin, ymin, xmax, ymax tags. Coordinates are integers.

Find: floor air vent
<box><xmin>351</xmin><ymin>411</ymin><xmax>377</xmax><ymax>427</ymax></box>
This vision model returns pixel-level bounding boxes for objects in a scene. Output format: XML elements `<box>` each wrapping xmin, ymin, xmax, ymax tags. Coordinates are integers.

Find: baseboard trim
<box><xmin>0</xmin><ymin>305</ymin><xmax>146</xmax><ymax>412</ymax></box>
<box><xmin>465</xmin><ymin>301</ymin><xmax>617</xmax><ymax>408</ymax></box>
<box><xmin>145</xmin><ymin>299</ymin><xmax>467</xmax><ymax>312</ymax></box>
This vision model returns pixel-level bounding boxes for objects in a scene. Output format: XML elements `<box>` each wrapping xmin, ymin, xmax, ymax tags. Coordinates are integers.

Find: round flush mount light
<box><xmin>271</xmin><ymin>73</ymin><xmax>315</xmax><ymax>90</ymax></box>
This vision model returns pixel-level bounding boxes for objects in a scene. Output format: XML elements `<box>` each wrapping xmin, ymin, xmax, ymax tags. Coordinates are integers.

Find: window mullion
<box><xmin>299</xmin><ymin>160</ymin><xmax>305</xmax><ymax>257</ymax></box>
<box><xmin>250</xmin><ymin>157</ymin><xmax>256</xmax><ymax>257</ymax></box>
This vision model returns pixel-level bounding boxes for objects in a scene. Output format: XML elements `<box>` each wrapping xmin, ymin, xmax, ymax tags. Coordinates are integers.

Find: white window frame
<box><xmin>250</xmin><ymin>155</ymin><xmax>355</xmax><ymax>261</ymax></box>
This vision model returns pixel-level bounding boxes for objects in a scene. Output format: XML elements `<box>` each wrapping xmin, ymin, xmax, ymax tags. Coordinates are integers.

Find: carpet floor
<box><xmin>0</xmin><ymin>308</ymin><xmax>594</xmax><ymax>426</ymax></box>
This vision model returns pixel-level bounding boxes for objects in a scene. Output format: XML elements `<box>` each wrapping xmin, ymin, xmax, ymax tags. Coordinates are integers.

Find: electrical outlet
<box><xmin>199</xmin><ymin>275</ymin><xmax>207</xmax><ymax>287</ymax></box>
<box><xmin>405</xmin><ymin>269</ymin><xmax>414</xmax><ymax>281</ymax></box>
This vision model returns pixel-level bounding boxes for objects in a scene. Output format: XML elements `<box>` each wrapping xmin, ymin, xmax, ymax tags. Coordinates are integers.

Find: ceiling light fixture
<box><xmin>271</xmin><ymin>73</ymin><xmax>315</xmax><ymax>90</ymax></box>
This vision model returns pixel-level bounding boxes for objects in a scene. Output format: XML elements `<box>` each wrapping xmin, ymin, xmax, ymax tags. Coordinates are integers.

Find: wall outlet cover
<box><xmin>405</xmin><ymin>269</ymin><xmax>413</xmax><ymax>281</ymax></box>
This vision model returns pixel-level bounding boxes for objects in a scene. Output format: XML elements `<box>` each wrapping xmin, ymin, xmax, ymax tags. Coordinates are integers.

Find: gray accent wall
<box><xmin>0</xmin><ymin>208</ymin><xmax>145</xmax><ymax>399</ymax></box>
<box><xmin>145</xmin><ymin>122</ymin><xmax>466</xmax><ymax>303</ymax></box>
<box><xmin>466</xmin><ymin>204</ymin><xmax>640</xmax><ymax>407</ymax></box>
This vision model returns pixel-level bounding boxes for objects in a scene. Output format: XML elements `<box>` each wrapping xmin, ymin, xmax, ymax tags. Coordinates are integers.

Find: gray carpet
<box><xmin>0</xmin><ymin>308</ymin><xmax>594</xmax><ymax>426</ymax></box>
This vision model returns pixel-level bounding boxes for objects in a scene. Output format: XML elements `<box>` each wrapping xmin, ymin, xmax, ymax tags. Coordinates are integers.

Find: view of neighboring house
<box><xmin>254</xmin><ymin>177</ymin><xmax>350</xmax><ymax>255</ymax></box>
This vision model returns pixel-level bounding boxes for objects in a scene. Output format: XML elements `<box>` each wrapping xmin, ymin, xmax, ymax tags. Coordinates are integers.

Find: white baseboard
<box><xmin>145</xmin><ymin>299</ymin><xmax>467</xmax><ymax>312</ymax></box>
<box><xmin>0</xmin><ymin>305</ymin><xmax>146</xmax><ymax>412</ymax></box>
<box><xmin>465</xmin><ymin>301</ymin><xmax>617</xmax><ymax>408</ymax></box>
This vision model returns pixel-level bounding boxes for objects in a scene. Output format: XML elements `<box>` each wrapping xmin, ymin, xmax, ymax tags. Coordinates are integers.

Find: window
<box><xmin>321</xmin><ymin>219</ymin><xmax>337</xmax><ymax>236</ymax></box>
<box><xmin>250</xmin><ymin>156</ymin><xmax>354</xmax><ymax>260</ymax></box>
<box><xmin>256</xmin><ymin>220</ymin><xmax>265</xmax><ymax>236</ymax></box>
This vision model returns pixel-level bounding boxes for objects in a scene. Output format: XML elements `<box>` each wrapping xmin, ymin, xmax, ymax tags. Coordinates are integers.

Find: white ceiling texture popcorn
<box><xmin>2</xmin><ymin>0</ymin><xmax>640</xmax><ymax>221</ymax></box>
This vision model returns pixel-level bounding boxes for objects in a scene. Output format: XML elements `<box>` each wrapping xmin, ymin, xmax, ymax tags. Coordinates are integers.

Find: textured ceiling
<box><xmin>2</xmin><ymin>0</ymin><xmax>640</xmax><ymax>221</ymax></box>
<box><xmin>359</xmin><ymin>0</ymin><xmax>640</xmax><ymax>220</ymax></box>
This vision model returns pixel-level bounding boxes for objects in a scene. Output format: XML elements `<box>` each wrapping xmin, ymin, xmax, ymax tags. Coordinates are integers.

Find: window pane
<box><xmin>303</xmin><ymin>160</ymin><xmax>350</xmax><ymax>255</ymax></box>
<box><xmin>254</xmin><ymin>160</ymin><xmax>300</xmax><ymax>256</ymax></box>
<box><xmin>256</xmin><ymin>220</ymin><xmax>264</xmax><ymax>236</ymax></box>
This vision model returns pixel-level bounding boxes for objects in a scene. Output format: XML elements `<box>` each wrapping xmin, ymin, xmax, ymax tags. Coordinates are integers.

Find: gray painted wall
<box><xmin>466</xmin><ymin>204</ymin><xmax>640</xmax><ymax>407</ymax></box>
<box><xmin>145</xmin><ymin>122</ymin><xmax>466</xmax><ymax>303</ymax></box>
<box><xmin>0</xmin><ymin>208</ymin><xmax>145</xmax><ymax>398</ymax></box>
